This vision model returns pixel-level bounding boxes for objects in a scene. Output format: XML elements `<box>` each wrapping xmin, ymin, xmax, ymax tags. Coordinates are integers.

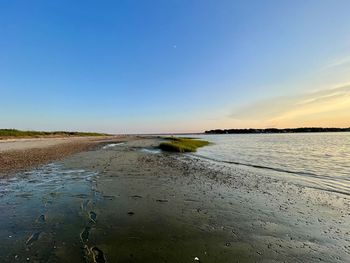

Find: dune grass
<box><xmin>159</xmin><ymin>137</ymin><xmax>210</xmax><ymax>153</ymax></box>
<box><xmin>0</xmin><ymin>129</ymin><xmax>109</xmax><ymax>139</ymax></box>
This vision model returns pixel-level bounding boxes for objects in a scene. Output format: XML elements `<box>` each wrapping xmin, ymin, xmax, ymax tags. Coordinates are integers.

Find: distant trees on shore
<box><xmin>0</xmin><ymin>129</ymin><xmax>109</xmax><ymax>138</ymax></box>
<box><xmin>204</xmin><ymin>127</ymin><xmax>350</xmax><ymax>134</ymax></box>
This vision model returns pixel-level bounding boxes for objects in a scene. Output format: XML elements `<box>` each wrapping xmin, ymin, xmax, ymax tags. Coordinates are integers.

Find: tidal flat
<box><xmin>0</xmin><ymin>137</ymin><xmax>349</xmax><ymax>262</ymax></box>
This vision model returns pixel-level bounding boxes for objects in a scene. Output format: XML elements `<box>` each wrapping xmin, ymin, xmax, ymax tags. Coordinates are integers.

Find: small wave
<box><xmin>140</xmin><ymin>148</ymin><xmax>161</xmax><ymax>154</ymax></box>
<box><xmin>192</xmin><ymin>154</ymin><xmax>350</xmax><ymax>196</ymax></box>
<box><xmin>102</xmin><ymin>143</ymin><xmax>124</xmax><ymax>149</ymax></box>
<box><xmin>193</xmin><ymin>153</ymin><xmax>317</xmax><ymax>176</ymax></box>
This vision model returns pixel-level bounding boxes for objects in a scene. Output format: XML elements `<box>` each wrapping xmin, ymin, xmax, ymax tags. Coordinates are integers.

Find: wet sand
<box><xmin>0</xmin><ymin>137</ymin><xmax>349</xmax><ymax>262</ymax></box>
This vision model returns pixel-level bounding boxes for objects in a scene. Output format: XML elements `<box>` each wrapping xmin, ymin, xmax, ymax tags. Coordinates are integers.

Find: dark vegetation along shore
<box><xmin>0</xmin><ymin>129</ymin><xmax>109</xmax><ymax>139</ymax></box>
<box><xmin>159</xmin><ymin>137</ymin><xmax>210</xmax><ymax>152</ymax></box>
<box><xmin>205</xmin><ymin>127</ymin><xmax>350</xmax><ymax>134</ymax></box>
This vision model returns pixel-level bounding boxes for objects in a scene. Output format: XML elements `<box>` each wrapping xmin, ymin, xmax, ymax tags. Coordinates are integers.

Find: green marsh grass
<box><xmin>159</xmin><ymin>137</ymin><xmax>210</xmax><ymax>152</ymax></box>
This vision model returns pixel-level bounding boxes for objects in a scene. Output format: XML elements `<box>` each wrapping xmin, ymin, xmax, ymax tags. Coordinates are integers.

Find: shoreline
<box><xmin>0</xmin><ymin>137</ymin><xmax>349</xmax><ymax>262</ymax></box>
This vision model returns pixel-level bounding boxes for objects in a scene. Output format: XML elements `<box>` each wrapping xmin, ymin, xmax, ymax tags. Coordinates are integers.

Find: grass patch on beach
<box><xmin>0</xmin><ymin>129</ymin><xmax>110</xmax><ymax>139</ymax></box>
<box><xmin>159</xmin><ymin>137</ymin><xmax>210</xmax><ymax>153</ymax></box>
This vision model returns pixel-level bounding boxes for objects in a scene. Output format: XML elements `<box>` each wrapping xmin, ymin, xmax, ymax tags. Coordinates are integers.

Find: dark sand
<box><xmin>0</xmin><ymin>137</ymin><xmax>349</xmax><ymax>262</ymax></box>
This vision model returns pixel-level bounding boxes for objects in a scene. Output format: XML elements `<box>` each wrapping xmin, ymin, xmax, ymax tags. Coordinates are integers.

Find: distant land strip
<box><xmin>204</xmin><ymin>127</ymin><xmax>350</xmax><ymax>134</ymax></box>
<box><xmin>0</xmin><ymin>129</ymin><xmax>110</xmax><ymax>140</ymax></box>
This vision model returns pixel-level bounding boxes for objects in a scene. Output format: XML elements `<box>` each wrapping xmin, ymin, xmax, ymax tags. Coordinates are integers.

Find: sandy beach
<box><xmin>0</xmin><ymin>136</ymin><xmax>126</xmax><ymax>175</ymax></box>
<box><xmin>0</xmin><ymin>137</ymin><xmax>348</xmax><ymax>262</ymax></box>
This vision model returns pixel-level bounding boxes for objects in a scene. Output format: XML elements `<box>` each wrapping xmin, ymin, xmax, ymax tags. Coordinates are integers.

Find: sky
<box><xmin>1</xmin><ymin>0</ymin><xmax>350</xmax><ymax>134</ymax></box>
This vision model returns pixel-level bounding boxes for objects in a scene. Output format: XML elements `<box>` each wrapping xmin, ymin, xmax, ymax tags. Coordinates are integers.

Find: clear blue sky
<box><xmin>1</xmin><ymin>0</ymin><xmax>350</xmax><ymax>133</ymax></box>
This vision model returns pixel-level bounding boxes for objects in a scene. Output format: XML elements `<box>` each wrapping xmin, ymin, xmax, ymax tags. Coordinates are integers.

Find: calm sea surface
<box><xmin>190</xmin><ymin>133</ymin><xmax>350</xmax><ymax>195</ymax></box>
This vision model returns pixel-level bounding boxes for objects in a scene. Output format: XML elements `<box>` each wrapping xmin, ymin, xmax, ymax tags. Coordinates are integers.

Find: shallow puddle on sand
<box><xmin>0</xmin><ymin>161</ymin><xmax>253</xmax><ymax>263</ymax></box>
<box><xmin>140</xmin><ymin>148</ymin><xmax>162</xmax><ymax>154</ymax></box>
<box><xmin>0</xmin><ymin>163</ymin><xmax>99</xmax><ymax>262</ymax></box>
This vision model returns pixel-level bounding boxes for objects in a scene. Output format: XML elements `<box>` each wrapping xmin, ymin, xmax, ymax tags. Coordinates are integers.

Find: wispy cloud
<box><xmin>322</xmin><ymin>56</ymin><xmax>350</xmax><ymax>70</ymax></box>
<box><xmin>230</xmin><ymin>84</ymin><xmax>350</xmax><ymax>128</ymax></box>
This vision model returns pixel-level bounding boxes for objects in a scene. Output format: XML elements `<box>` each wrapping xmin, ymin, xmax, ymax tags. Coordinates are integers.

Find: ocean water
<box><xmin>190</xmin><ymin>133</ymin><xmax>350</xmax><ymax>195</ymax></box>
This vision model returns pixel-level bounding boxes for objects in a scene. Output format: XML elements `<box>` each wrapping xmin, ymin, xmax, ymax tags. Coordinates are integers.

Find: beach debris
<box><xmin>80</xmin><ymin>226</ymin><xmax>91</xmax><ymax>243</ymax></box>
<box><xmin>127</xmin><ymin>211</ymin><xmax>135</xmax><ymax>216</ymax></box>
<box><xmin>103</xmin><ymin>195</ymin><xmax>116</xmax><ymax>200</ymax></box>
<box><xmin>131</xmin><ymin>195</ymin><xmax>142</xmax><ymax>199</ymax></box>
<box><xmin>91</xmin><ymin>246</ymin><xmax>106</xmax><ymax>263</ymax></box>
<box><xmin>89</xmin><ymin>211</ymin><xmax>97</xmax><ymax>223</ymax></box>
<box><xmin>184</xmin><ymin>199</ymin><xmax>200</xmax><ymax>202</ymax></box>
<box><xmin>156</xmin><ymin>199</ymin><xmax>168</xmax><ymax>203</ymax></box>
<box><xmin>194</xmin><ymin>256</ymin><xmax>200</xmax><ymax>262</ymax></box>
<box><xmin>26</xmin><ymin>232</ymin><xmax>41</xmax><ymax>246</ymax></box>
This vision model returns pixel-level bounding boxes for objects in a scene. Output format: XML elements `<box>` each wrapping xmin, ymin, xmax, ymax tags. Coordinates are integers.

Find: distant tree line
<box><xmin>0</xmin><ymin>129</ymin><xmax>109</xmax><ymax>138</ymax></box>
<box><xmin>204</xmin><ymin>127</ymin><xmax>350</xmax><ymax>134</ymax></box>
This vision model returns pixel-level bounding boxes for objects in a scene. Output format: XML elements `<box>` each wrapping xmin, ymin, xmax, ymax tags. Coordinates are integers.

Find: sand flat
<box><xmin>0</xmin><ymin>136</ymin><xmax>119</xmax><ymax>152</ymax></box>
<box><xmin>0</xmin><ymin>137</ymin><xmax>349</xmax><ymax>262</ymax></box>
<box><xmin>0</xmin><ymin>137</ymin><xmax>81</xmax><ymax>152</ymax></box>
<box><xmin>0</xmin><ymin>135</ymin><xmax>127</xmax><ymax>174</ymax></box>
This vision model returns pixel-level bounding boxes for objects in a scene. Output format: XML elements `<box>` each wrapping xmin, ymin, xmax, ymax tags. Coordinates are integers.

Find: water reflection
<box><xmin>191</xmin><ymin>133</ymin><xmax>350</xmax><ymax>195</ymax></box>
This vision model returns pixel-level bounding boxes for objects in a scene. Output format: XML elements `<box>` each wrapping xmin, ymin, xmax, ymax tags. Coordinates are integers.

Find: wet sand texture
<box><xmin>0</xmin><ymin>138</ymin><xmax>349</xmax><ymax>262</ymax></box>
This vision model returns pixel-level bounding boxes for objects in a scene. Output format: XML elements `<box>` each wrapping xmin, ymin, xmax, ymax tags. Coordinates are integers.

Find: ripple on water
<box><xmin>140</xmin><ymin>148</ymin><xmax>161</xmax><ymax>154</ymax></box>
<box><xmin>190</xmin><ymin>133</ymin><xmax>350</xmax><ymax>195</ymax></box>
